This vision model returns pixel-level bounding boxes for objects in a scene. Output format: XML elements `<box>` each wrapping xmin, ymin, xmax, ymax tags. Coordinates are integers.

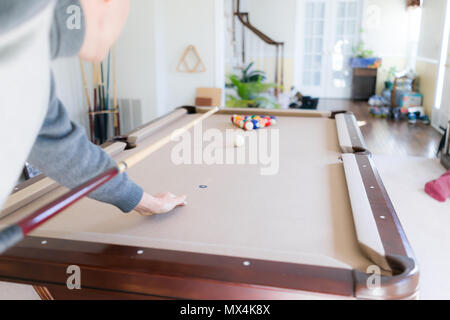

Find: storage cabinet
<box><xmin>351</xmin><ymin>68</ymin><xmax>378</xmax><ymax>100</ymax></box>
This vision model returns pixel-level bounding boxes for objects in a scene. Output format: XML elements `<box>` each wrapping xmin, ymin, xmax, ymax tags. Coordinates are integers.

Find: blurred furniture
<box><xmin>351</xmin><ymin>68</ymin><xmax>378</xmax><ymax>100</ymax></box>
<box><xmin>391</xmin><ymin>75</ymin><xmax>418</xmax><ymax>108</ymax></box>
<box><xmin>442</xmin><ymin>121</ymin><xmax>450</xmax><ymax>170</ymax></box>
<box><xmin>196</xmin><ymin>88</ymin><xmax>223</xmax><ymax>107</ymax></box>
<box><xmin>407</xmin><ymin>0</ymin><xmax>421</xmax><ymax>8</ymax></box>
<box><xmin>195</xmin><ymin>97</ymin><xmax>213</xmax><ymax>107</ymax></box>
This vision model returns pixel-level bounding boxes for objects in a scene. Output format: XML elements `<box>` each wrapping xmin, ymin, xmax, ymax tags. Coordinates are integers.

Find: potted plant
<box><xmin>384</xmin><ymin>67</ymin><xmax>397</xmax><ymax>90</ymax></box>
<box><xmin>350</xmin><ymin>39</ymin><xmax>381</xmax><ymax>69</ymax></box>
<box><xmin>226</xmin><ymin>62</ymin><xmax>279</xmax><ymax>108</ymax></box>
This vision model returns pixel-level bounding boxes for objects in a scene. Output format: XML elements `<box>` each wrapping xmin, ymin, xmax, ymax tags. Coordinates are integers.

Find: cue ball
<box><xmin>234</xmin><ymin>135</ymin><xmax>245</xmax><ymax>147</ymax></box>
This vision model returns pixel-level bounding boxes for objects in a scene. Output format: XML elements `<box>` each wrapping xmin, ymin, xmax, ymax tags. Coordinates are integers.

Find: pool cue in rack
<box><xmin>80</xmin><ymin>49</ymin><xmax>121</xmax><ymax>145</ymax></box>
<box><xmin>79</xmin><ymin>59</ymin><xmax>95</xmax><ymax>143</ymax></box>
<box><xmin>112</xmin><ymin>47</ymin><xmax>121</xmax><ymax>136</ymax></box>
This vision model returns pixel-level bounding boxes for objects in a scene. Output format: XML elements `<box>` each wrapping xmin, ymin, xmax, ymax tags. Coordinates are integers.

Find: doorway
<box><xmin>295</xmin><ymin>0</ymin><xmax>362</xmax><ymax>98</ymax></box>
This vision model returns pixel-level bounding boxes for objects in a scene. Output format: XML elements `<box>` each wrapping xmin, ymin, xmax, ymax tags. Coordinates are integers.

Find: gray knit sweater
<box><xmin>1</xmin><ymin>0</ymin><xmax>143</xmax><ymax>213</ymax></box>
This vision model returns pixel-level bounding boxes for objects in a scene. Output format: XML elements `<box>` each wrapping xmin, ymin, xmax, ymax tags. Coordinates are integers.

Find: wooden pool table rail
<box><xmin>0</xmin><ymin>231</ymin><xmax>417</xmax><ymax>300</ymax></box>
<box><xmin>117</xmin><ymin>106</ymin><xmax>368</xmax><ymax>154</ymax></box>
<box><xmin>0</xmin><ymin>106</ymin><xmax>418</xmax><ymax>300</ymax></box>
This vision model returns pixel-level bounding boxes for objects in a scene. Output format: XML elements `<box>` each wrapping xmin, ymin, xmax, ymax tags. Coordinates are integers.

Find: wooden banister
<box><xmin>233</xmin><ymin>0</ymin><xmax>285</xmax><ymax>93</ymax></box>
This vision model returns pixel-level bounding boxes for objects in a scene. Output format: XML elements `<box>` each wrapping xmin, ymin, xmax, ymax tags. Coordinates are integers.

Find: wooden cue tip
<box><xmin>118</xmin><ymin>162</ymin><xmax>127</xmax><ymax>174</ymax></box>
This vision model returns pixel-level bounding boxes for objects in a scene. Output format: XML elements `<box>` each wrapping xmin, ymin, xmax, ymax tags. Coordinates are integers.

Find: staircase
<box><xmin>227</xmin><ymin>0</ymin><xmax>285</xmax><ymax>94</ymax></box>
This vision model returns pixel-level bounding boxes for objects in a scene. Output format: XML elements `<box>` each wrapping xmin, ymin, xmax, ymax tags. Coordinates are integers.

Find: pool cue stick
<box><xmin>105</xmin><ymin>51</ymin><xmax>112</xmax><ymax>140</ymax></box>
<box><xmin>0</xmin><ymin>167</ymin><xmax>119</xmax><ymax>254</ymax></box>
<box><xmin>96</xmin><ymin>63</ymin><xmax>102</xmax><ymax>142</ymax></box>
<box><xmin>93</xmin><ymin>63</ymin><xmax>100</xmax><ymax>145</ymax></box>
<box><xmin>100</xmin><ymin>62</ymin><xmax>108</xmax><ymax>142</ymax></box>
<box><xmin>117</xmin><ymin>107</ymin><xmax>219</xmax><ymax>172</ymax></box>
<box><xmin>106</xmin><ymin>50</ymin><xmax>111</xmax><ymax>110</ymax></box>
<box><xmin>96</xmin><ymin>63</ymin><xmax>106</xmax><ymax>143</ymax></box>
<box><xmin>112</xmin><ymin>47</ymin><xmax>121</xmax><ymax>136</ymax></box>
<box><xmin>79</xmin><ymin>58</ymin><xmax>95</xmax><ymax>143</ymax></box>
<box><xmin>96</xmin><ymin>64</ymin><xmax>103</xmax><ymax>144</ymax></box>
<box><xmin>0</xmin><ymin>107</ymin><xmax>219</xmax><ymax>254</ymax></box>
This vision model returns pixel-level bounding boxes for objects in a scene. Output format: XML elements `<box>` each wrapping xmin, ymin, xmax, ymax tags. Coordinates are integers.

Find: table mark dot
<box><xmin>41</xmin><ymin>240</ymin><xmax>47</xmax><ymax>245</ymax></box>
<box><xmin>199</xmin><ymin>185</ymin><xmax>208</xmax><ymax>189</ymax></box>
<box><xmin>380</xmin><ymin>216</ymin><xmax>386</xmax><ymax>220</ymax></box>
<box><xmin>137</xmin><ymin>250</ymin><xmax>144</xmax><ymax>255</ymax></box>
<box><xmin>243</xmin><ymin>261</ymin><xmax>251</xmax><ymax>267</ymax></box>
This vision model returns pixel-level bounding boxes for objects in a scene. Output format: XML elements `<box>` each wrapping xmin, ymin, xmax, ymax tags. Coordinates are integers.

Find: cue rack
<box><xmin>79</xmin><ymin>47</ymin><xmax>121</xmax><ymax>145</ymax></box>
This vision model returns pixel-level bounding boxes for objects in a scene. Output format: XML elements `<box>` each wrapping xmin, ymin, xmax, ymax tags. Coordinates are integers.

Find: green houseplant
<box><xmin>385</xmin><ymin>67</ymin><xmax>397</xmax><ymax>90</ymax></box>
<box><xmin>226</xmin><ymin>63</ymin><xmax>279</xmax><ymax>109</ymax></box>
<box><xmin>352</xmin><ymin>41</ymin><xmax>374</xmax><ymax>59</ymax></box>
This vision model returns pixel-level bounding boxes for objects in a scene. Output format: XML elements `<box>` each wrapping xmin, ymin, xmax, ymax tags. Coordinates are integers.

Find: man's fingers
<box><xmin>174</xmin><ymin>195</ymin><xmax>187</xmax><ymax>206</ymax></box>
<box><xmin>159</xmin><ymin>192</ymin><xmax>176</xmax><ymax>199</ymax></box>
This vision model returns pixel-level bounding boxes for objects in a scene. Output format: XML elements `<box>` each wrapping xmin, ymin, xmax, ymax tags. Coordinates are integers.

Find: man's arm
<box><xmin>28</xmin><ymin>74</ymin><xmax>143</xmax><ymax>213</ymax></box>
<box><xmin>28</xmin><ymin>0</ymin><xmax>186</xmax><ymax>215</ymax></box>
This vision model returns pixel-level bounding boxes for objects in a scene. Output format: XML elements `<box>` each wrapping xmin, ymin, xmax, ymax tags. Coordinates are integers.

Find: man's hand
<box><xmin>134</xmin><ymin>192</ymin><xmax>187</xmax><ymax>216</ymax></box>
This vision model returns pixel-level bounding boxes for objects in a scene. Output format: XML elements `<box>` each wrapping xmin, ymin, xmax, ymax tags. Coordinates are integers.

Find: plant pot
<box><xmin>385</xmin><ymin>81</ymin><xmax>394</xmax><ymax>90</ymax></box>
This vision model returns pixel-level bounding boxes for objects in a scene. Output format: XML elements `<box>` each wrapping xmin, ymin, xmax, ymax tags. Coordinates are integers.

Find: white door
<box><xmin>296</xmin><ymin>0</ymin><xmax>362</xmax><ymax>98</ymax></box>
<box><xmin>435</xmin><ymin>50</ymin><xmax>450</xmax><ymax>131</ymax></box>
<box><xmin>432</xmin><ymin>31</ymin><xmax>450</xmax><ymax>128</ymax></box>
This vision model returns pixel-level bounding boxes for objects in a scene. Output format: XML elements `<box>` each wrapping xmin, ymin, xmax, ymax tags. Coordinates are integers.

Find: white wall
<box><xmin>52</xmin><ymin>57</ymin><xmax>89</xmax><ymax>135</ymax></box>
<box><xmin>362</xmin><ymin>0</ymin><xmax>410</xmax><ymax>58</ymax></box>
<box><xmin>247</xmin><ymin>0</ymin><xmax>297</xmax><ymax>57</ymax></box>
<box><xmin>114</xmin><ymin>0</ymin><xmax>225</xmax><ymax>120</ymax></box>
<box><xmin>417</xmin><ymin>0</ymin><xmax>446</xmax><ymax>61</ymax></box>
<box><xmin>152</xmin><ymin>0</ymin><xmax>225</xmax><ymax>115</ymax></box>
<box><xmin>115</xmin><ymin>0</ymin><xmax>158</xmax><ymax>122</ymax></box>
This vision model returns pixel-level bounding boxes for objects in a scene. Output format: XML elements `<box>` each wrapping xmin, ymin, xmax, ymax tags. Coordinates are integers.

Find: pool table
<box><xmin>0</xmin><ymin>106</ymin><xmax>418</xmax><ymax>300</ymax></box>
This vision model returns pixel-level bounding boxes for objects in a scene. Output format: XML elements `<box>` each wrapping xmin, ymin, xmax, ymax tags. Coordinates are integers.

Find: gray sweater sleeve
<box><xmin>27</xmin><ymin>75</ymin><xmax>144</xmax><ymax>213</ymax></box>
<box><xmin>50</xmin><ymin>0</ymin><xmax>86</xmax><ymax>59</ymax></box>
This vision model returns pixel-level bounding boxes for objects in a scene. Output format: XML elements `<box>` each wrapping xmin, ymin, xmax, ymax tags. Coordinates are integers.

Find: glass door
<box><xmin>296</xmin><ymin>0</ymin><xmax>362</xmax><ymax>98</ymax></box>
<box><xmin>327</xmin><ymin>0</ymin><xmax>361</xmax><ymax>98</ymax></box>
<box><xmin>297</xmin><ymin>0</ymin><xmax>327</xmax><ymax>97</ymax></box>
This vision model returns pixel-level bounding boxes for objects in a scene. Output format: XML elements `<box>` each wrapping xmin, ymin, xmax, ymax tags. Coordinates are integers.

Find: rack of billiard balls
<box><xmin>231</xmin><ymin>115</ymin><xmax>277</xmax><ymax>131</ymax></box>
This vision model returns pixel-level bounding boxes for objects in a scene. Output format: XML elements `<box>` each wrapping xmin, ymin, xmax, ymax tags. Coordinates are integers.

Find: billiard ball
<box><xmin>234</xmin><ymin>134</ymin><xmax>245</xmax><ymax>147</ymax></box>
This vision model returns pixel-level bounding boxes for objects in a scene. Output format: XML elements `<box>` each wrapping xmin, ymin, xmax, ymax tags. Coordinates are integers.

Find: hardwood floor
<box><xmin>317</xmin><ymin>99</ymin><xmax>442</xmax><ymax>158</ymax></box>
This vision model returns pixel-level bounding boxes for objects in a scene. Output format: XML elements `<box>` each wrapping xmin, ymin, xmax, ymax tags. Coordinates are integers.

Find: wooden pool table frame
<box><xmin>0</xmin><ymin>106</ymin><xmax>419</xmax><ymax>300</ymax></box>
